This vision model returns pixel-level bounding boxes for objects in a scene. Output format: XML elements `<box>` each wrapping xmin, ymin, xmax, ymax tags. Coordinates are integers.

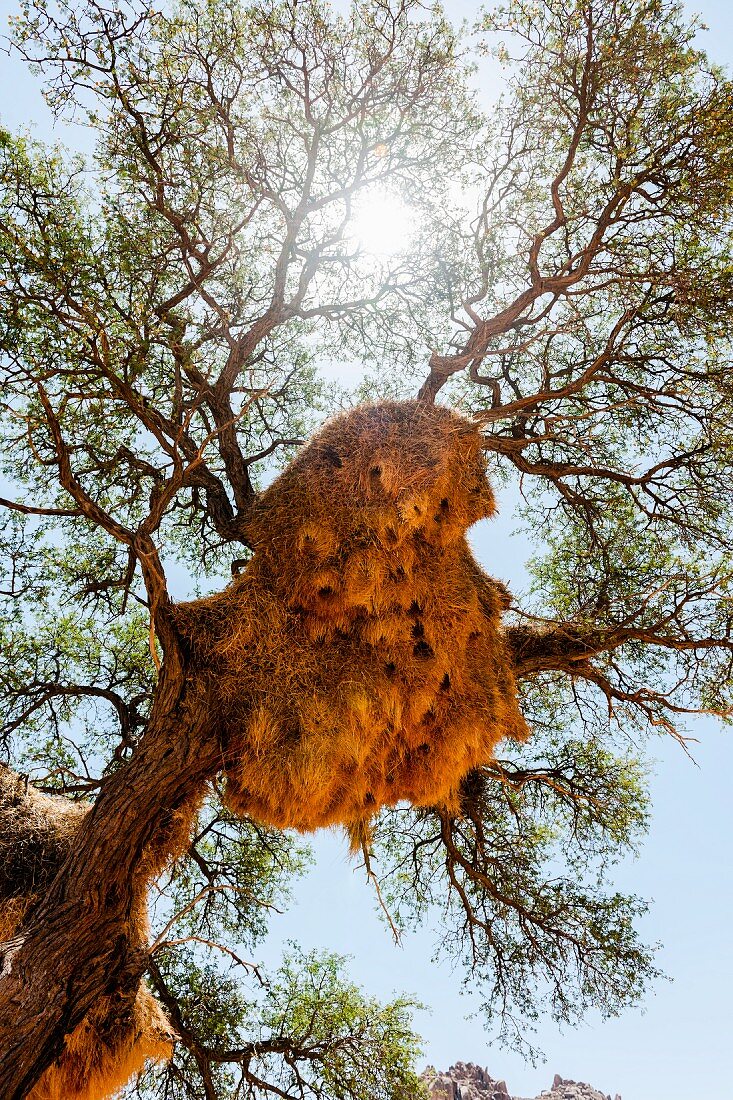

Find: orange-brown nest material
<box><xmin>176</xmin><ymin>400</ymin><xmax>529</xmax><ymax>835</ymax></box>
<box><xmin>27</xmin><ymin>987</ymin><xmax>172</xmax><ymax>1100</ymax></box>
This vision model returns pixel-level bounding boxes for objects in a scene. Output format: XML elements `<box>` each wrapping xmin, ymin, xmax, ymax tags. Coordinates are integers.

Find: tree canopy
<box><xmin>0</xmin><ymin>0</ymin><xmax>732</xmax><ymax>1096</ymax></box>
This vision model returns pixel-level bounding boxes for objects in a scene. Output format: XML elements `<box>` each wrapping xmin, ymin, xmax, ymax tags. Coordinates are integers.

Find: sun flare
<box><xmin>349</xmin><ymin>190</ymin><xmax>416</xmax><ymax>258</ymax></box>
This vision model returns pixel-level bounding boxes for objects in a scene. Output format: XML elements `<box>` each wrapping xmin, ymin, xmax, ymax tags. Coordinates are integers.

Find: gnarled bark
<box><xmin>0</xmin><ymin>664</ymin><xmax>218</xmax><ymax>1099</ymax></box>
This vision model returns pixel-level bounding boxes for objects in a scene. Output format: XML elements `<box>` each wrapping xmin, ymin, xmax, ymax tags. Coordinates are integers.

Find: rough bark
<box><xmin>506</xmin><ymin>625</ymin><xmax>602</xmax><ymax>678</ymax></box>
<box><xmin>0</xmin><ymin>662</ymin><xmax>219</xmax><ymax>1099</ymax></box>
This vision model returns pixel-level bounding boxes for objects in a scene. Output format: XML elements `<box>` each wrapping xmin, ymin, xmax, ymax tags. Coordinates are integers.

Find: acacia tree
<box><xmin>0</xmin><ymin>0</ymin><xmax>732</xmax><ymax>1096</ymax></box>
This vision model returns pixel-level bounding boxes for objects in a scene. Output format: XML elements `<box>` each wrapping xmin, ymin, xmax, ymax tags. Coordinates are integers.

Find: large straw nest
<box><xmin>175</xmin><ymin>400</ymin><xmax>529</xmax><ymax>837</ymax></box>
<box><xmin>1</xmin><ymin>400</ymin><xmax>528</xmax><ymax>1097</ymax></box>
<box><xmin>0</xmin><ymin>769</ymin><xmax>174</xmax><ymax>1099</ymax></box>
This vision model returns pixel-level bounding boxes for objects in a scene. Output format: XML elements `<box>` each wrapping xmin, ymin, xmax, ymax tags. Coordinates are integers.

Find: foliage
<box><xmin>136</xmin><ymin>946</ymin><xmax>425</xmax><ymax>1100</ymax></box>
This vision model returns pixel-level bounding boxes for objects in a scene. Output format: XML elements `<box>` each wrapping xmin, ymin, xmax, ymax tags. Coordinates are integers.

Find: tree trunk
<box><xmin>0</xmin><ymin>665</ymin><xmax>219</xmax><ymax>1098</ymax></box>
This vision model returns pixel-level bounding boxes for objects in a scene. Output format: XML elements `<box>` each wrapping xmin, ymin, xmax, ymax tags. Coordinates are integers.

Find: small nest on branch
<box><xmin>0</xmin><ymin>768</ymin><xmax>86</xmax><ymax>907</ymax></box>
<box><xmin>175</xmin><ymin>400</ymin><xmax>529</xmax><ymax>837</ymax></box>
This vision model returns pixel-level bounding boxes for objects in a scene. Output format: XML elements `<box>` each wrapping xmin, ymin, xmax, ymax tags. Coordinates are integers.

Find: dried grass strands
<box><xmin>176</xmin><ymin>400</ymin><xmax>529</xmax><ymax>838</ymax></box>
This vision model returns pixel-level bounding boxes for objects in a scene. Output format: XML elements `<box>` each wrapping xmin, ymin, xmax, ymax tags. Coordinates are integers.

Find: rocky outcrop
<box><xmin>420</xmin><ymin>1063</ymin><xmax>621</xmax><ymax>1100</ymax></box>
<box><xmin>545</xmin><ymin>1074</ymin><xmax>621</xmax><ymax>1100</ymax></box>
<box><xmin>421</xmin><ymin>1063</ymin><xmax>510</xmax><ymax>1100</ymax></box>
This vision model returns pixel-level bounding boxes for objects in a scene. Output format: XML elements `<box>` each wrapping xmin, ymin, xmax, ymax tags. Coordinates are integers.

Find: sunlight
<box><xmin>349</xmin><ymin>189</ymin><xmax>416</xmax><ymax>258</ymax></box>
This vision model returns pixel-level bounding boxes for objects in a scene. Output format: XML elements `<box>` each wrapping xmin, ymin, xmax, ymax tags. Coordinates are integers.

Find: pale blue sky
<box><xmin>1</xmin><ymin>3</ymin><xmax>732</xmax><ymax>1098</ymax></box>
